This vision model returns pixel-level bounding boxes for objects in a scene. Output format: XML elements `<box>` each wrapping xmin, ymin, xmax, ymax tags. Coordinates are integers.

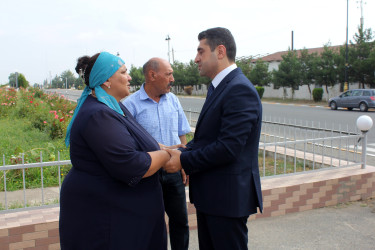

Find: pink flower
<box><xmin>43</xmin><ymin>121</ymin><xmax>47</xmax><ymax>124</ymax></box>
<box><xmin>30</xmin><ymin>101</ymin><xmax>33</xmax><ymax>104</ymax></box>
<box><xmin>54</xmin><ymin>115</ymin><xmax>59</xmax><ymax>119</ymax></box>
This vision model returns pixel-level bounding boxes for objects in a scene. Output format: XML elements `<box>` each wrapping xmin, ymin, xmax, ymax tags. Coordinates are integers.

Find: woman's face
<box><xmin>106</xmin><ymin>65</ymin><xmax>132</xmax><ymax>101</ymax></box>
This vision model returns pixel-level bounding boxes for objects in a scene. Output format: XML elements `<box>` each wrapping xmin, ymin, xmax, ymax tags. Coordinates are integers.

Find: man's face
<box><xmin>154</xmin><ymin>61</ymin><xmax>174</xmax><ymax>95</ymax></box>
<box><xmin>194</xmin><ymin>39</ymin><xmax>219</xmax><ymax>79</ymax></box>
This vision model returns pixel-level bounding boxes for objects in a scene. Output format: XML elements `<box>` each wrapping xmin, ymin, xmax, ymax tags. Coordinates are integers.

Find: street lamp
<box><xmin>356</xmin><ymin>115</ymin><xmax>373</xmax><ymax>169</ymax></box>
<box><xmin>165</xmin><ymin>35</ymin><xmax>171</xmax><ymax>63</ymax></box>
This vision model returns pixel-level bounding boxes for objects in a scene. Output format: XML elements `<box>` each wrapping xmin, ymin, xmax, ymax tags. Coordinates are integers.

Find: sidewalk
<box><xmin>185</xmin><ymin>199</ymin><xmax>375</xmax><ymax>250</ymax></box>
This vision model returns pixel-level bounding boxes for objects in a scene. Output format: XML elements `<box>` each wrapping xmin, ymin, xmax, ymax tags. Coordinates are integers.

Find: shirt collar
<box><xmin>139</xmin><ymin>83</ymin><xmax>168</xmax><ymax>102</ymax></box>
<box><xmin>211</xmin><ymin>64</ymin><xmax>237</xmax><ymax>88</ymax></box>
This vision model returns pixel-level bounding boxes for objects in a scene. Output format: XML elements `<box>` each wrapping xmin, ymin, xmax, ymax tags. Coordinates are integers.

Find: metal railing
<box><xmin>259</xmin><ymin>117</ymin><xmax>364</xmax><ymax>177</ymax></box>
<box><xmin>0</xmin><ymin>113</ymin><xmax>368</xmax><ymax>212</ymax></box>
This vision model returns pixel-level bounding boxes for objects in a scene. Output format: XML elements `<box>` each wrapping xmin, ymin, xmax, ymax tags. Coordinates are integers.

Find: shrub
<box><xmin>312</xmin><ymin>88</ymin><xmax>323</xmax><ymax>102</ymax></box>
<box><xmin>184</xmin><ymin>85</ymin><xmax>193</xmax><ymax>95</ymax></box>
<box><xmin>256</xmin><ymin>86</ymin><xmax>265</xmax><ymax>99</ymax></box>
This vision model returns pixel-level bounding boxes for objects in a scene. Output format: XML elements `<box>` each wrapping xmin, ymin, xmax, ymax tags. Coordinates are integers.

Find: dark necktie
<box><xmin>206</xmin><ymin>83</ymin><xmax>214</xmax><ymax>99</ymax></box>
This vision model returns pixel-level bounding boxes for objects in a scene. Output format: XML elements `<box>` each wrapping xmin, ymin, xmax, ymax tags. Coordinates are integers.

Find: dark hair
<box><xmin>75</xmin><ymin>53</ymin><xmax>100</xmax><ymax>86</ymax></box>
<box><xmin>198</xmin><ymin>27</ymin><xmax>236</xmax><ymax>62</ymax></box>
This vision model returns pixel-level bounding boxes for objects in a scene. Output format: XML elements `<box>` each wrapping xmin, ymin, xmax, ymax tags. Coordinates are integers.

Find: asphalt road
<box><xmin>47</xmin><ymin>89</ymin><xmax>375</xmax><ymax>164</ymax></box>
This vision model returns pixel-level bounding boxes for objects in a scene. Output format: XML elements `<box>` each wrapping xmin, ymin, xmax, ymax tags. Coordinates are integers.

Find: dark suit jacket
<box><xmin>181</xmin><ymin>67</ymin><xmax>263</xmax><ymax>217</ymax></box>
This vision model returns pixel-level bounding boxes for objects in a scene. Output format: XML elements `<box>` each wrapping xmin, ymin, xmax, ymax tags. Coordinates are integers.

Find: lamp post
<box><xmin>165</xmin><ymin>35</ymin><xmax>171</xmax><ymax>63</ymax></box>
<box><xmin>344</xmin><ymin>0</ymin><xmax>349</xmax><ymax>91</ymax></box>
<box><xmin>356</xmin><ymin>115</ymin><xmax>373</xmax><ymax>169</ymax></box>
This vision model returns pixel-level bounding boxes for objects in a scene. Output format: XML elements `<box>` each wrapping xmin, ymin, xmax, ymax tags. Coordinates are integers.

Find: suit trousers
<box><xmin>196</xmin><ymin>210</ymin><xmax>249</xmax><ymax>250</ymax></box>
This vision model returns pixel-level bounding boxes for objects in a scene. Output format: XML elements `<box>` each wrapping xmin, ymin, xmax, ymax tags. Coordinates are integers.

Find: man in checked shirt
<box><xmin>122</xmin><ymin>57</ymin><xmax>191</xmax><ymax>250</ymax></box>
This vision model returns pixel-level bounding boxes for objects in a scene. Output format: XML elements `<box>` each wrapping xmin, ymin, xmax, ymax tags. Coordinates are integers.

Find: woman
<box><xmin>59</xmin><ymin>52</ymin><xmax>170</xmax><ymax>249</ymax></box>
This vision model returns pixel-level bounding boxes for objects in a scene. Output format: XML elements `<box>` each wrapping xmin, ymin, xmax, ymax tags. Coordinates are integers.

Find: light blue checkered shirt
<box><xmin>122</xmin><ymin>84</ymin><xmax>191</xmax><ymax>146</ymax></box>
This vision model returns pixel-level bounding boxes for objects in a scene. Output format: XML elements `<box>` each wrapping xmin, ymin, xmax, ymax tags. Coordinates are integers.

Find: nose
<box><xmin>127</xmin><ymin>74</ymin><xmax>132</xmax><ymax>81</ymax></box>
<box><xmin>194</xmin><ymin>54</ymin><xmax>199</xmax><ymax>63</ymax></box>
<box><xmin>171</xmin><ymin>75</ymin><xmax>175</xmax><ymax>82</ymax></box>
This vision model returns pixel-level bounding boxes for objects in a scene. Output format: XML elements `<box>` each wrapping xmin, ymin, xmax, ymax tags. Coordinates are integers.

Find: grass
<box><xmin>0</xmin><ymin>116</ymin><xmax>72</xmax><ymax>191</ymax></box>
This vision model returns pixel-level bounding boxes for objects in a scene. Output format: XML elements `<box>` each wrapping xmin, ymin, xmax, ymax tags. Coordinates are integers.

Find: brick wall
<box><xmin>1</xmin><ymin>165</ymin><xmax>375</xmax><ymax>249</ymax></box>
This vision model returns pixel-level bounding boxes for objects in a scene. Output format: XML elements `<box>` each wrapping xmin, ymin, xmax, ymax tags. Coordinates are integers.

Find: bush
<box><xmin>184</xmin><ymin>85</ymin><xmax>193</xmax><ymax>95</ymax></box>
<box><xmin>312</xmin><ymin>88</ymin><xmax>323</xmax><ymax>102</ymax></box>
<box><xmin>256</xmin><ymin>86</ymin><xmax>265</xmax><ymax>99</ymax></box>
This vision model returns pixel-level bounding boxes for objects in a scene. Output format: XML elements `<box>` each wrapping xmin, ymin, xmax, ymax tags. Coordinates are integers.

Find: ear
<box><xmin>102</xmin><ymin>81</ymin><xmax>110</xmax><ymax>88</ymax></box>
<box><xmin>149</xmin><ymin>70</ymin><xmax>157</xmax><ymax>81</ymax></box>
<box><xmin>217</xmin><ymin>45</ymin><xmax>226</xmax><ymax>59</ymax></box>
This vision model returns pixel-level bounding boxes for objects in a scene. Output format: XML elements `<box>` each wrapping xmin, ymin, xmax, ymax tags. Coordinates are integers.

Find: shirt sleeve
<box><xmin>82</xmin><ymin>109</ymin><xmax>150</xmax><ymax>186</ymax></box>
<box><xmin>175</xmin><ymin>96</ymin><xmax>191</xmax><ymax>136</ymax></box>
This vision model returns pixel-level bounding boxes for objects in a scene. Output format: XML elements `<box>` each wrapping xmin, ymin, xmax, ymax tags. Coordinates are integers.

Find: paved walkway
<box><xmin>184</xmin><ymin>199</ymin><xmax>375</xmax><ymax>250</ymax></box>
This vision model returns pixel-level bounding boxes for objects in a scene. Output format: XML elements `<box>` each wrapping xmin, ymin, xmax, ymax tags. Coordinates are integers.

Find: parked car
<box><xmin>328</xmin><ymin>89</ymin><xmax>375</xmax><ymax>112</ymax></box>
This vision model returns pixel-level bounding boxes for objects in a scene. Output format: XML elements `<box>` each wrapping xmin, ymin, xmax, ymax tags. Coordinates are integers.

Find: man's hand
<box><xmin>160</xmin><ymin>144</ymin><xmax>186</xmax><ymax>150</ymax></box>
<box><xmin>163</xmin><ymin>148</ymin><xmax>182</xmax><ymax>173</ymax></box>
<box><xmin>181</xmin><ymin>168</ymin><xmax>189</xmax><ymax>186</ymax></box>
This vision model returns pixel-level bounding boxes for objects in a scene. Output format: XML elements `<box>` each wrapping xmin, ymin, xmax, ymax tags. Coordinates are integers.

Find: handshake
<box><xmin>159</xmin><ymin>143</ymin><xmax>188</xmax><ymax>184</ymax></box>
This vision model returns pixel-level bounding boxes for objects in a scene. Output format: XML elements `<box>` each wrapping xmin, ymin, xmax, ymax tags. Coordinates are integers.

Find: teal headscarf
<box><xmin>65</xmin><ymin>52</ymin><xmax>125</xmax><ymax>146</ymax></box>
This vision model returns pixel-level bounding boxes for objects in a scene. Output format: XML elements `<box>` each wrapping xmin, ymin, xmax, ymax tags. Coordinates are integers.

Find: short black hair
<box><xmin>198</xmin><ymin>27</ymin><xmax>236</xmax><ymax>62</ymax></box>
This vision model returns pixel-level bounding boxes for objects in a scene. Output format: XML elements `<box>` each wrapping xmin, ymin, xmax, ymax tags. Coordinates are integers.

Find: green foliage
<box><xmin>314</xmin><ymin>44</ymin><xmax>339</xmax><ymax>95</ymax></box>
<box><xmin>312</xmin><ymin>88</ymin><xmax>323</xmax><ymax>102</ymax></box>
<box><xmin>129</xmin><ymin>64</ymin><xmax>145</xmax><ymax>86</ymax></box>
<box><xmin>249</xmin><ymin>59</ymin><xmax>271</xmax><ymax>86</ymax></box>
<box><xmin>0</xmin><ymin>87</ymin><xmax>72</xmax><ymax>192</ymax></box>
<box><xmin>8</xmin><ymin>72</ymin><xmax>29</xmax><ymax>88</ymax></box>
<box><xmin>0</xmin><ymin>87</ymin><xmax>75</xmax><ymax>141</ymax></box>
<box><xmin>298</xmin><ymin>49</ymin><xmax>317</xmax><ymax>97</ymax></box>
<box><xmin>348</xmin><ymin>25</ymin><xmax>375</xmax><ymax>88</ymax></box>
<box><xmin>236</xmin><ymin>59</ymin><xmax>252</xmax><ymax>80</ymax></box>
<box><xmin>256</xmin><ymin>86</ymin><xmax>265</xmax><ymax>99</ymax></box>
<box><xmin>172</xmin><ymin>60</ymin><xmax>209</xmax><ymax>86</ymax></box>
<box><xmin>272</xmin><ymin>50</ymin><xmax>301</xmax><ymax>98</ymax></box>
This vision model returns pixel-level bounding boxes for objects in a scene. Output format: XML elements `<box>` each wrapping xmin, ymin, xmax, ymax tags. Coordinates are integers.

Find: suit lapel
<box><xmin>195</xmin><ymin>68</ymin><xmax>241</xmax><ymax>132</ymax></box>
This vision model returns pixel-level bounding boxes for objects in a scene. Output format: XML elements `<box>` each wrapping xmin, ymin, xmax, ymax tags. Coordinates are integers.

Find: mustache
<box><xmin>167</xmin><ymin>82</ymin><xmax>173</xmax><ymax>87</ymax></box>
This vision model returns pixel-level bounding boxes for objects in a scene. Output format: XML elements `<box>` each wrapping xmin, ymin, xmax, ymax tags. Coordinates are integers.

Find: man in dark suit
<box><xmin>164</xmin><ymin>27</ymin><xmax>263</xmax><ymax>250</ymax></box>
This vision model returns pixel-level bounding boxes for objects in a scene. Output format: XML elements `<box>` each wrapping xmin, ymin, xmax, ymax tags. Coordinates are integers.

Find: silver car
<box><xmin>328</xmin><ymin>89</ymin><xmax>375</xmax><ymax>112</ymax></box>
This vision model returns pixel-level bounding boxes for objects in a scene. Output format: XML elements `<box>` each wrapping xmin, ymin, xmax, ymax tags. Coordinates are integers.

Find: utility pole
<box><xmin>15</xmin><ymin>72</ymin><xmax>18</xmax><ymax>89</ymax></box>
<box><xmin>357</xmin><ymin>0</ymin><xmax>365</xmax><ymax>27</ymax></box>
<box><xmin>165</xmin><ymin>35</ymin><xmax>171</xmax><ymax>63</ymax></box>
<box><xmin>344</xmin><ymin>0</ymin><xmax>349</xmax><ymax>91</ymax></box>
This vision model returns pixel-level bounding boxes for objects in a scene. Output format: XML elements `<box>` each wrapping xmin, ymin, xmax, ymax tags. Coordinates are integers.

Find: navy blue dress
<box><xmin>59</xmin><ymin>95</ymin><xmax>167</xmax><ymax>250</ymax></box>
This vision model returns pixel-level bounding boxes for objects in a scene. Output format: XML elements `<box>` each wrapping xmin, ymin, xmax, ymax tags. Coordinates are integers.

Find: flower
<box><xmin>43</xmin><ymin>121</ymin><xmax>47</xmax><ymax>124</ymax></box>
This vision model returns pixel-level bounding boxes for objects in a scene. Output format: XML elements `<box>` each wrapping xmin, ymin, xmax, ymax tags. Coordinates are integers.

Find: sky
<box><xmin>0</xmin><ymin>0</ymin><xmax>374</xmax><ymax>85</ymax></box>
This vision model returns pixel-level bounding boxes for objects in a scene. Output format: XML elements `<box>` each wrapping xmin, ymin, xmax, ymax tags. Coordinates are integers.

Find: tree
<box><xmin>248</xmin><ymin>59</ymin><xmax>271</xmax><ymax>86</ymax></box>
<box><xmin>272</xmin><ymin>50</ymin><xmax>301</xmax><ymax>99</ymax></box>
<box><xmin>298</xmin><ymin>49</ymin><xmax>317</xmax><ymax>99</ymax></box>
<box><xmin>129</xmin><ymin>65</ymin><xmax>144</xmax><ymax>87</ymax></box>
<box><xmin>236</xmin><ymin>58</ymin><xmax>252</xmax><ymax>80</ymax></box>
<box><xmin>60</xmin><ymin>70</ymin><xmax>76</xmax><ymax>89</ymax></box>
<box><xmin>348</xmin><ymin>25</ymin><xmax>375</xmax><ymax>88</ymax></box>
<box><xmin>314</xmin><ymin>45</ymin><xmax>339</xmax><ymax>96</ymax></box>
<box><xmin>8</xmin><ymin>72</ymin><xmax>29</xmax><ymax>88</ymax></box>
<box><xmin>51</xmin><ymin>75</ymin><xmax>64</xmax><ymax>88</ymax></box>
